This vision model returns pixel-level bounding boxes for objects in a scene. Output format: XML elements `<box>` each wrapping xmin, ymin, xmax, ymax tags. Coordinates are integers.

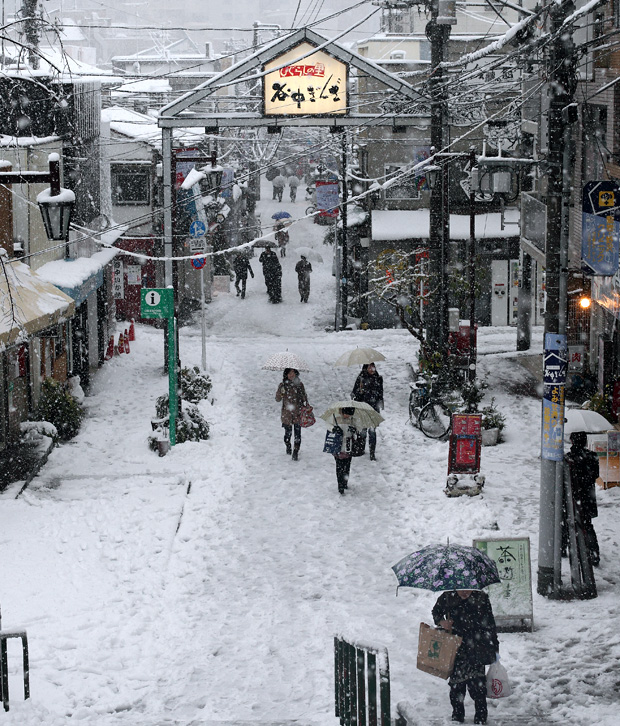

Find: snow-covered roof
<box><xmin>36</xmin><ymin>248</ymin><xmax>118</xmax><ymax>291</ymax></box>
<box><xmin>102</xmin><ymin>106</ymin><xmax>197</xmax><ymax>149</ymax></box>
<box><xmin>371</xmin><ymin>209</ymin><xmax>520</xmax><ymax>241</ymax></box>
<box><xmin>0</xmin><ymin>44</ymin><xmax>114</xmax><ymax>82</ymax></box>
<box><xmin>0</xmin><ymin>134</ymin><xmax>61</xmax><ymax>148</ymax></box>
<box><xmin>113</xmin><ymin>78</ymin><xmax>172</xmax><ymax>95</ymax></box>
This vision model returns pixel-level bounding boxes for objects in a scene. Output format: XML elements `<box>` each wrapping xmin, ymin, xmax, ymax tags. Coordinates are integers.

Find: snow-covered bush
<box><xmin>148</xmin><ymin>394</ymin><xmax>210</xmax><ymax>451</ymax></box>
<box><xmin>33</xmin><ymin>379</ymin><xmax>84</xmax><ymax>440</ymax></box>
<box><xmin>180</xmin><ymin>366</ymin><xmax>212</xmax><ymax>403</ymax></box>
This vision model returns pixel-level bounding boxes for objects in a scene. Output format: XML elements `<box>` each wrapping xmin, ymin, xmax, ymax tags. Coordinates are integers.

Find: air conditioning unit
<box><xmin>390</xmin><ymin>50</ymin><xmax>406</xmax><ymax>60</ymax></box>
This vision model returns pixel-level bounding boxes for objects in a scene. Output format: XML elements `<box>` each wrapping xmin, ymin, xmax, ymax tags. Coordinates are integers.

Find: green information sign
<box><xmin>473</xmin><ymin>537</ymin><xmax>533</xmax><ymax>632</ymax></box>
<box><xmin>140</xmin><ymin>288</ymin><xmax>174</xmax><ymax>319</ymax></box>
<box><xmin>139</xmin><ymin>287</ymin><xmax>177</xmax><ymax>447</ymax></box>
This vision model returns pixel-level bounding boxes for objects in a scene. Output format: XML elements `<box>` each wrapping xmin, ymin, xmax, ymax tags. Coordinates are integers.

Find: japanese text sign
<box><xmin>542</xmin><ymin>334</ymin><xmax>567</xmax><ymax>461</ymax></box>
<box><xmin>264</xmin><ymin>42</ymin><xmax>348</xmax><ymax>116</ymax></box>
<box><xmin>473</xmin><ymin>538</ymin><xmax>533</xmax><ymax>631</ymax></box>
<box><xmin>582</xmin><ymin>181</ymin><xmax>620</xmax><ymax>276</ymax></box>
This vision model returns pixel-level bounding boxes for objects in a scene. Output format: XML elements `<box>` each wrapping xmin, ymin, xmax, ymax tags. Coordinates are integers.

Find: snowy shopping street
<box><xmin>1</xmin><ymin>190</ymin><xmax>619</xmax><ymax>726</ymax></box>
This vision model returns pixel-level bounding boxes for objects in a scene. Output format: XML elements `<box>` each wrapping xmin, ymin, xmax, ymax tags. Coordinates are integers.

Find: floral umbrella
<box><xmin>392</xmin><ymin>542</ymin><xmax>500</xmax><ymax>592</ymax></box>
<box><xmin>261</xmin><ymin>351</ymin><xmax>310</xmax><ymax>372</ymax></box>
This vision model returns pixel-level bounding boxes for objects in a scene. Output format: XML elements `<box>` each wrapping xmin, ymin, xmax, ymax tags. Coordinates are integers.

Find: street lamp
<box><xmin>200</xmin><ymin>151</ymin><xmax>224</xmax><ymax>193</ymax></box>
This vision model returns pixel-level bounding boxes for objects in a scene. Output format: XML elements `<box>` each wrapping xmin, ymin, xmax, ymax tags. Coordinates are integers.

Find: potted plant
<box><xmin>480</xmin><ymin>398</ymin><xmax>506</xmax><ymax>446</ymax></box>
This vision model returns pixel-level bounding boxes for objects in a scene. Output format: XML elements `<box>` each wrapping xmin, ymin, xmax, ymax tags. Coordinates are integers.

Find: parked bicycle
<box><xmin>409</xmin><ymin>375</ymin><xmax>452</xmax><ymax>439</ymax></box>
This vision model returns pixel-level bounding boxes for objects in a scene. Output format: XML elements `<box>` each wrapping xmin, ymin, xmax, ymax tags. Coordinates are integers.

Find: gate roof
<box><xmin>158</xmin><ymin>27</ymin><xmax>428</xmax><ymax>129</ymax></box>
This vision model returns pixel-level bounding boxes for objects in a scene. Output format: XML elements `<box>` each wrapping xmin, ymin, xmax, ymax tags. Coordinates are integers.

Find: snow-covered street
<box><xmin>1</xmin><ymin>192</ymin><xmax>619</xmax><ymax>726</ymax></box>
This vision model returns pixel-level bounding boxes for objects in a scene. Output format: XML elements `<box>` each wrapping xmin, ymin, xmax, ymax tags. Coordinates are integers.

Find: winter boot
<box><xmin>285</xmin><ymin>443</ymin><xmax>292</xmax><ymax>455</ymax></box>
<box><xmin>292</xmin><ymin>445</ymin><xmax>299</xmax><ymax>461</ymax></box>
<box><xmin>369</xmin><ymin>447</ymin><xmax>376</xmax><ymax>461</ymax></box>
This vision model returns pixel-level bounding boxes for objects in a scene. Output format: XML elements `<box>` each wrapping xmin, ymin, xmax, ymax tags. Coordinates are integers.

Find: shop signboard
<box><xmin>541</xmin><ymin>334</ymin><xmax>567</xmax><ymax>461</ymax></box>
<box><xmin>112</xmin><ymin>258</ymin><xmax>124</xmax><ymax>299</ymax></box>
<box><xmin>473</xmin><ymin>537</ymin><xmax>533</xmax><ymax>631</ymax></box>
<box><xmin>582</xmin><ymin>180</ymin><xmax>620</xmax><ymax>276</ymax></box>
<box><xmin>315</xmin><ymin>179</ymin><xmax>339</xmax><ymax>218</ymax></box>
<box><xmin>263</xmin><ymin>41</ymin><xmax>348</xmax><ymax>116</ymax></box>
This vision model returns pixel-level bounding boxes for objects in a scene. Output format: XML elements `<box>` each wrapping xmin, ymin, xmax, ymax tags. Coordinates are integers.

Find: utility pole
<box><xmin>22</xmin><ymin>0</ymin><xmax>40</xmax><ymax>69</ymax></box>
<box><xmin>426</xmin><ymin>1</ymin><xmax>453</xmax><ymax>354</ymax></box>
<box><xmin>537</xmin><ymin>0</ymin><xmax>577</xmax><ymax>598</ymax></box>
<box><xmin>341</xmin><ymin>132</ymin><xmax>349</xmax><ymax>329</ymax></box>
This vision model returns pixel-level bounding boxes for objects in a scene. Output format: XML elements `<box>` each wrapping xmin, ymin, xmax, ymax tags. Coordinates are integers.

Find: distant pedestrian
<box><xmin>288</xmin><ymin>174</ymin><xmax>300</xmax><ymax>202</ymax></box>
<box><xmin>274</xmin><ymin>222</ymin><xmax>289</xmax><ymax>258</ymax></box>
<box><xmin>259</xmin><ymin>247</ymin><xmax>282</xmax><ymax>303</ymax></box>
<box><xmin>432</xmin><ymin>589</ymin><xmax>499</xmax><ymax>724</ymax></box>
<box><xmin>233</xmin><ymin>252</ymin><xmax>254</xmax><ymax>299</ymax></box>
<box><xmin>562</xmin><ymin>430</ymin><xmax>600</xmax><ymax>566</ymax></box>
<box><xmin>272</xmin><ymin>174</ymin><xmax>286</xmax><ymax>202</ymax></box>
<box><xmin>295</xmin><ymin>255</ymin><xmax>312</xmax><ymax>303</ymax></box>
<box><xmin>351</xmin><ymin>363</ymin><xmax>384</xmax><ymax>461</ymax></box>
<box><xmin>275</xmin><ymin>368</ymin><xmax>310</xmax><ymax>460</ymax></box>
<box><xmin>330</xmin><ymin>407</ymin><xmax>359</xmax><ymax>495</ymax></box>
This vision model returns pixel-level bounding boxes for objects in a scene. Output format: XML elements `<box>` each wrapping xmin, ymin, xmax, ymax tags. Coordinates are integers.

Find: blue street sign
<box><xmin>191</xmin><ymin>254</ymin><xmax>207</xmax><ymax>270</ymax></box>
<box><xmin>582</xmin><ymin>180</ymin><xmax>620</xmax><ymax>276</ymax></box>
<box><xmin>190</xmin><ymin>220</ymin><xmax>206</xmax><ymax>237</ymax></box>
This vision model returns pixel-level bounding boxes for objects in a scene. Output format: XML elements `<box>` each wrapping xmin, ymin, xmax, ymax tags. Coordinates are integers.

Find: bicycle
<box><xmin>305</xmin><ymin>203</ymin><xmax>318</xmax><ymax>216</ymax></box>
<box><xmin>409</xmin><ymin>375</ymin><xmax>452</xmax><ymax>439</ymax></box>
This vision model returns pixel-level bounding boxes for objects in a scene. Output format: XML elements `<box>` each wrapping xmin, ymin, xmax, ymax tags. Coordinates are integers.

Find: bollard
<box><xmin>0</xmin><ymin>607</ymin><xmax>30</xmax><ymax>712</ymax></box>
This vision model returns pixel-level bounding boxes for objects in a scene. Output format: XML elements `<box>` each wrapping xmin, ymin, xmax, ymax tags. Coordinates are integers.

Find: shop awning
<box><xmin>1</xmin><ymin>259</ymin><xmax>75</xmax><ymax>348</ymax></box>
<box><xmin>371</xmin><ymin>209</ymin><xmax>520</xmax><ymax>241</ymax></box>
<box><xmin>36</xmin><ymin>248</ymin><xmax>118</xmax><ymax>306</ymax></box>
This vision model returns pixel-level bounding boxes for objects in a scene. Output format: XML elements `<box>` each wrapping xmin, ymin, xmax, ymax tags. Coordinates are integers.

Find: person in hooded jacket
<box><xmin>233</xmin><ymin>252</ymin><xmax>254</xmax><ymax>299</ymax></box>
<box><xmin>275</xmin><ymin>368</ymin><xmax>309</xmax><ymax>460</ymax></box>
<box><xmin>294</xmin><ymin>255</ymin><xmax>313</xmax><ymax>302</ymax></box>
<box><xmin>351</xmin><ymin>363</ymin><xmax>383</xmax><ymax>460</ymax></box>
<box><xmin>259</xmin><ymin>247</ymin><xmax>282</xmax><ymax>303</ymax></box>
<box><xmin>432</xmin><ymin>589</ymin><xmax>499</xmax><ymax>724</ymax></box>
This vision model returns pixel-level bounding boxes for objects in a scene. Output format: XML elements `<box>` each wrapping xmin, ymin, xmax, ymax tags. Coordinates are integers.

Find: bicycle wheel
<box><xmin>409</xmin><ymin>390</ymin><xmax>421</xmax><ymax>425</ymax></box>
<box><xmin>418</xmin><ymin>401</ymin><xmax>451</xmax><ymax>439</ymax></box>
<box><xmin>305</xmin><ymin>205</ymin><xmax>317</xmax><ymax>215</ymax></box>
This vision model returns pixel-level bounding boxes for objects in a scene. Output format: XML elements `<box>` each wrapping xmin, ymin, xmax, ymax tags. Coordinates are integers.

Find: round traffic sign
<box><xmin>191</xmin><ymin>253</ymin><xmax>207</xmax><ymax>270</ymax></box>
<box><xmin>190</xmin><ymin>220</ymin><xmax>207</xmax><ymax>237</ymax></box>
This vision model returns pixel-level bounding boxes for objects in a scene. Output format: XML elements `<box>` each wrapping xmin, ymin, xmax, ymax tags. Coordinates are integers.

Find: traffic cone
<box><xmin>128</xmin><ymin>319</ymin><xmax>135</xmax><ymax>341</ymax></box>
<box><xmin>105</xmin><ymin>336</ymin><xmax>114</xmax><ymax>361</ymax></box>
<box><xmin>117</xmin><ymin>332</ymin><xmax>125</xmax><ymax>354</ymax></box>
<box><xmin>124</xmin><ymin>329</ymin><xmax>130</xmax><ymax>354</ymax></box>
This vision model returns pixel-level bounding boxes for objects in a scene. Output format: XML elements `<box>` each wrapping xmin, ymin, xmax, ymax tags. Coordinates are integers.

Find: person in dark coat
<box><xmin>351</xmin><ymin>363</ymin><xmax>383</xmax><ymax>460</ymax></box>
<box><xmin>330</xmin><ymin>407</ymin><xmax>359</xmax><ymax>495</ymax></box>
<box><xmin>562</xmin><ymin>430</ymin><xmax>600</xmax><ymax>566</ymax></box>
<box><xmin>432</xmin><ymin>589</ymin><xmax>499</xmax><ymax>724</ymax></box>
<box><xmin>272</xmin><ymin>174</ymin><xmax>286</xmax><ymax>202</ymax></box>
<box><xmin>259</xmin><ymin>248</ymin><xmax>282</xmax><ymax>303</ymax></box>
<box><xmin>274</xmin><ymin>223</ymin><xmax>289</xmax><ymax>258</ymax></box>
<box><xmin>233</xmin><ymin>252</ymin><xmax>254</xmax><ymax>299</ymax></box>
<box><xmin>275</xmin><ymin>368</ymin><xmax>309</xmax><ymax>460</ymax></box>
<box><xmin>294</xmin><ymin>255</ymin><xmax>313</xmax><ymax>303</ymax></box>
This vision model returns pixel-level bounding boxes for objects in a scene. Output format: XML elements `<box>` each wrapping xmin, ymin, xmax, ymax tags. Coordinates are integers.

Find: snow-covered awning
<box><xmin>1</xmin><ymin>258</ymin><xmax>75</xmax><ymax>348</ymax></box>
<box><xmin>371</xmin><ymin>209</ymin><xmax>520</xmax><ymax>241</ymax></box>
<box><xmin>36</xmin><ymin>249</ymin><xmax>118</xmax><ymax>306</ymax></box>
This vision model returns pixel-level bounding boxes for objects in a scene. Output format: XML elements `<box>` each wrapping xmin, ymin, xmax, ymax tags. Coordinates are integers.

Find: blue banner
<box><xmin>582</xmin><ymin>181</ymin><xmax>620</xmax><ymax>275</ymax></box>
<box><xmin>541</xmin><ymin>334</ymin><xmax>567</xmax><ymax>461</ymax></box>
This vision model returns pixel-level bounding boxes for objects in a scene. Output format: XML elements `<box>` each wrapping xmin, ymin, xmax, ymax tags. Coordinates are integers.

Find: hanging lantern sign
<box><xmin>263</xmin><ymin>42</ymin><xmax>348</xmax><ymax>116</ymax></box>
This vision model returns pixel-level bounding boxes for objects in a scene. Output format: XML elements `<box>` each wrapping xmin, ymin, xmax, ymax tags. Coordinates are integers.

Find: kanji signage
<box><xmin>473</xmin><ymin>537</ymin><xmax>533</xmax><ymax>631</ymax></box>
<box><xmin>263</xmin><ymin>42</ymin><xmax>348</xmax><ymax>116</ymax></box>
<box><xmin>541</xmin><ymin>333</ymin><xmax>567</xmax><ymax>461</ymax></box>
<box><xmin>582</xmin><ymin>180</ymin><xmax>620</xmax><ymax>276</ymax></box>
<box><xmin>113</xmin><ymin>258</ymin><xmax>124</xmax><ymax>300</ymax></box>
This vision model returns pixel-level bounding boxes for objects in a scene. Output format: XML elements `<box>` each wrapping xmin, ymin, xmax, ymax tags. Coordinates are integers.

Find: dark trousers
<box><xmin>235</xmin><ymin>276</ymin><xmax>247</xmax><ymax>298</ymax></box>
<box><xmin>298</xmin><ymin>279</ymin><xmax>310</xmax><ymax>303</ymax></box>
<box><xmin>450</xmin><ymin>676</ymin><xmax>487</xmax><ymax>721</ymax></box>
<box><xmin>273</xmin><ymin>187</ymin><xmax>283</xmax><ymax>202</ymax></box>
<box><xmin>334</xmin><ymin>455</ymin><xmax>352</xmax><ymax>492</ymax></box>
<box><xmin>283</xmin><ymin>424</ymin><xmax>301</xmax><ymax>449</ymax></box>
<box><xmin>290</xmin><ymin>187</ymin><xmax>297</xmax><ymax>202</ymax></box>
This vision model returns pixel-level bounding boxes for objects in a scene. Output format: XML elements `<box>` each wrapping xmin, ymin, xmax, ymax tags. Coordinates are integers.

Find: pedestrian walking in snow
<box><xmin>351</xmin><ymin>363</ymin><xmax>384</xmax><ymax>460</ymax></box>
<box><xmin>259</xmin><ymin>247</ymin><xmax>282</xmax><ymax>303</ymax></box>
<box><xmin>288</xmin><ymin>174</ymin><xmax>300</xmax><ymax>202</ymax></box>
<box><xmin>275</xmin><ymin>368</ymin><xmax>310</xmax><ymax>461</ymax></box>
<box><xmin>295</xmin><ymin>255</ymin><xmax>312</xmax><ymax>303</ymax></box>
<box><xmin>233</xmin><ymin>252</ymin><xmax>254</xmax><ymax>299</ymax></box>
<box><xmin>562</xmin><ymin>430</ymin><xmax>600</xmax><ymax>566</ymax></box>
<box><xmin>274</xmin><ymin>222</ymin><xmax>289</xmax><ymax>258</ymax></box>
<box><xmin>432</xmin><ymin>589</ymin><xmax>499</xmax><ymax>724</ymax></box>
<box><xmin>272</xmin><ymin>174</ymin><xmax>286</xmax><ymax>202</ymax></box>
<box><xmin>330</xmin><ymin>407</ymin><xmax>360</xmax><ymax>495</ymax></box>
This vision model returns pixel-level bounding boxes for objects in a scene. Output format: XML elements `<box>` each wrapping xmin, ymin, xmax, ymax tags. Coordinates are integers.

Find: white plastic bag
<box><xmin>486</xmin><ymin>658</ymin><xmax>511</xmax><ymax>698</ymax></box>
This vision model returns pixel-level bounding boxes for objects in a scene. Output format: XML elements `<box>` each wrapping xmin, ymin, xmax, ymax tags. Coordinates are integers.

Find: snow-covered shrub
<box><xmin>180</xmin><ymin>366</ymin><xmax>212</xmax><ymax>403</ymax></box>
<box><xmin>33</xmin><ymin>379</ymin><xmax>84</xmax><ymax>440</ymax></box>
<box><xmin>148</xmin><ymin>394</ymin><xmax>210</xmax><ymax>451</ymax></box>
<box><xmin>20</xmin><ymin>420</ymin><xmax>59</xmax><ymax>445</ymax></box>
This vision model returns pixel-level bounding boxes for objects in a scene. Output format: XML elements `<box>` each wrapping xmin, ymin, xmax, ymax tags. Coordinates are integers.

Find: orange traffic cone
<box><xmin>124</xmin><ymin>329</ymin><xmax>130</xmax><ymax>354</ymax></box>
<box><xmin>105</xmin><ymin>336</ymin><xmax>114</xmax><ymax>360</ymax></box>
<box><xmin>128</xmin><ymin>319</ymin><xmax>135</xmax><ymax>341</ymax></box>
<box><xmin>117</xmin><ymin>332</ymin><xmax>125</xmax><ymax>354</ymax></box>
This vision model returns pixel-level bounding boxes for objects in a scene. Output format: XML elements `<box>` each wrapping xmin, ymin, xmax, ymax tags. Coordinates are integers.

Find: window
<box><xmin>384</xmin><ymin>164</ymin><xmax>422</xmax><ymax>200</ymax></box>
<box><xmin>111</xmin><ymin>164</ymin><xmax>151</xmax><ymax>205</ymax></box>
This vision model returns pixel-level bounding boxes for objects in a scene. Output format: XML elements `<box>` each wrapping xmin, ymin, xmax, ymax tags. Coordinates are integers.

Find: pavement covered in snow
<box><xmin>1</xmin><ymin>187</ymin><xmax>619</xmax><ymax>726</ymax></box>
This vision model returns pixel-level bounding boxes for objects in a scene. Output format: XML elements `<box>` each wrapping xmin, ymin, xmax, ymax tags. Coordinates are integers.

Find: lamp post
<box><xmin>0</xmin><ymin>153</ymin><xmax>75</xmax><ymax>247</ymax></box>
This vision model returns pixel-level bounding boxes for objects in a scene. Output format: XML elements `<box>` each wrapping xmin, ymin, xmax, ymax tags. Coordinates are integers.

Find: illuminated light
<box><xmin>579</xmin><ymin>297</ymin><xmax>591</xmax><ymax>309</ymax></box>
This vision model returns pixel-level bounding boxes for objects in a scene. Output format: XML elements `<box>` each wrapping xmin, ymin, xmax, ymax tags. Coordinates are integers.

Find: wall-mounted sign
<box><xmin>263</xmin><ymin>42</ymin><xmax>347</xmax><ymax>116</ymax></box>
<box><xmin>582</xmin><ymin>180</ymin><xmax>620</xmax><ymax>276</ymax></box>
<box><xmin>113</xmin><ymin>259</ymin><xmax>124</xmax><ymax>299</ymax></box>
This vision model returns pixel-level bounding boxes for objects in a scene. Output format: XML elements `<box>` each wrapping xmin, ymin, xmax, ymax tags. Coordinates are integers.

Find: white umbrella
<box><xmin>320</xmin><ymin>400</ymin><xmax>384</xmax><ymax>430</ymax></box>
<box><xmin>334</xmin><ymin>347</ymin><xmax>386</xmax><ymax>367</ymax></box>
<box><xmin>261</xmin><ymin>351</ymin><xmax>310</xmax><ymax>371</ymax></box>
<box><xmin>291</xmin><ymin>246</ymin><xmax>324</xmax><ymax>263</ymax></box>
<box><xmin>564</xmin><ymin>408</ymin><xmax>613</xmax><ymax>435</ymax></box>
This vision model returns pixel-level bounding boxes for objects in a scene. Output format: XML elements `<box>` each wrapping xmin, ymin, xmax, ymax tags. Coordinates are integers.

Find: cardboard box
<box><xmin>416</xmin><ymin>623</ymin><xmax>462</xmax><ymax>680</ymax></box>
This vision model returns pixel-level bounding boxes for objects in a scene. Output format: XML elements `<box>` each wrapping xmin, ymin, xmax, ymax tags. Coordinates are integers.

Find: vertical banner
<box><xmin>112</xmin><ymin>258</ymin><xmax>124</xmax><ymax>299</ymax></box>
<box><xmin>315</xmin><ymin>179</ymin><xmax>339</xmax><ymax>218</ymax></box>
<box><xmin>582</xmin><ymin>180</ymin><xmax>620</xmax><ymax>275</ymax></box>
<box><xmin>541</xmin><ymin>333</ymin><xmax>568</xmax><ymax>461</ymax></box>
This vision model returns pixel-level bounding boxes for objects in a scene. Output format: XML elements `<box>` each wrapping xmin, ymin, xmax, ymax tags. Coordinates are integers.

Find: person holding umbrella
<box><xmin>294</xmin><ymin>254</ymin><xmax>313</xmax><ymax>303</ymax></box>
<box><xmin>432</xmin><ymin>589</ymin><xmax>499</xmax><ymax>724</ymax></box>
<box><xmin>275</xmin><ymin>368</ymin><xmax>310</xmax><ymax>460</ymax></box>
<box><xmin>272</xmin><ymin>173</ymin><xmax>286</xmax><ymax>202</ymax></box>
<box><xmin>351</xmin><ymin>362</ymin><xmax>384</xmax><ymax>460</ymax></box>
<box><xmin>274</xmin><ymin>221</ymin><xmax>290</xmax><ymax>258</ymax></box>
<box><xmin>392</xmin><ymin>543</ymin><xmax>501</xmax><ymax>724</ymax></box>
